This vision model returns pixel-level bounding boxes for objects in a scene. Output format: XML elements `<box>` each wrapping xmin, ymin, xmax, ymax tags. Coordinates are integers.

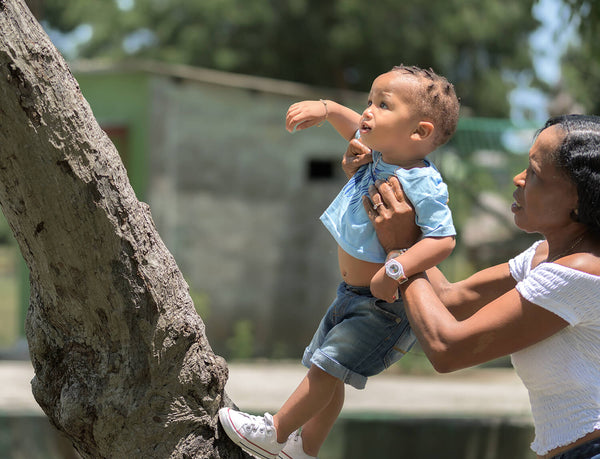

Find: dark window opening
<box><xmin>307</xmin><ymin>159</ymin><xmax>335</xmax><ymax>180</ymax></box>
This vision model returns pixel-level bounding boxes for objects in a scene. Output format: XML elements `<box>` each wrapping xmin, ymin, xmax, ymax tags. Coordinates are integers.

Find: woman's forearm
<box><xmin>398</xmin><ymin>274</ymin><xmax>508</xmax><ymax>373</ymax></box>
<box><xmin>425</xmin><ymin>263</ymin><xmax>516</xmax><ymax>320</ymax></box>
<box><xmin>401</xmin><ymin>270</ymin><xmax>569</xmax><ymax>373</ymax></box>
<box><xmin>399</xmin><ymin>274</ymin><xmax>460</xmax><ymax>372</ymax></box>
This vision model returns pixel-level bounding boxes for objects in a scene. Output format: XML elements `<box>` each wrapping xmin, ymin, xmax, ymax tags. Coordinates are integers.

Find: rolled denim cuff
<box><xmin>302</xmin><ymin>347</ymin><xmax>367</xmax><ymax>390</ymax></box>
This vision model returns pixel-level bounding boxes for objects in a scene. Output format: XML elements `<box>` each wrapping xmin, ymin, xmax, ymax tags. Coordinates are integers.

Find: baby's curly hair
<box><xmin>391</xmin><ymin>65</ymin><xmax>460</xmax><ymax>148</ymax></box>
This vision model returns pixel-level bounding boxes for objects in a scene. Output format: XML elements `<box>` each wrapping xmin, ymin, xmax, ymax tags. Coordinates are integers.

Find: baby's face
<box><xmin>359</xmin><ymin>72</ymin><xmax>424</xmax><ymax>164</ymax></box>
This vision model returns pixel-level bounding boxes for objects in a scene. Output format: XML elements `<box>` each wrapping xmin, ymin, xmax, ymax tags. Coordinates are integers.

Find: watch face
<box><xmin>386</xmin><ymin>260</ymin><xmax>404</xmax><ymax>280</ymax></box>
<box><xmin>388</xmin><ymin>264</ymin><xmax>401</xmax><ymax>276</ymax></box>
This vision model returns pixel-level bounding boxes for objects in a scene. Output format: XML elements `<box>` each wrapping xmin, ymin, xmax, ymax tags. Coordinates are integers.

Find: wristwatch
<box><xmin>385</xmin><ymin>258</ymin><xmax>408</xmax><ymax>284</ymax></box>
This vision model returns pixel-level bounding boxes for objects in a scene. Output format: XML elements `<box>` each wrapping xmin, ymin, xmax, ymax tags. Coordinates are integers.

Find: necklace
<box><xmin>547</xmin><ymin>233</ymin><xmax>586</xmax><ymax>263</ymax></box>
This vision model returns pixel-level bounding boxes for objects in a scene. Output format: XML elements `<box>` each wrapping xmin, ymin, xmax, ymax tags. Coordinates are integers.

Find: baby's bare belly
<box><xmin>337</xmin><ymin>246</ymin><xmax>383</xmax><ymax>287</ymax></box>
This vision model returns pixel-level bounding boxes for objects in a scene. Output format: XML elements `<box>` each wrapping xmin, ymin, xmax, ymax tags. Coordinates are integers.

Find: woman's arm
<box><xmin>366</xmin><ymin>171</ymin><xmax>570</xmax><ymax>373</ymax></box>
<box><xmin>366</xmin><ymin>176</ymin><xmax>518</xmax><ymax>314</ymax></box>
<box><xmin>426</xmin><ymin>263</ymin><xmax>518</xmax><ymax>320</ymax></box>
<box><xmin>342</xmin><ymin>138</ymin><xmax>373</xmax><ymax>179</ymax></box>
<box><xmin>399</xmin><ymin>274</ymin><xmax>568</xmax><ymax>373</ymax></box>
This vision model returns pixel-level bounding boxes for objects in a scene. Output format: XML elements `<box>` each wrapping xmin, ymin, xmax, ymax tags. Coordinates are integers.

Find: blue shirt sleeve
<box><xmin>396</xmin><ymin>165</ymin><xmax>456</xmax><ymax>238</ymax></box>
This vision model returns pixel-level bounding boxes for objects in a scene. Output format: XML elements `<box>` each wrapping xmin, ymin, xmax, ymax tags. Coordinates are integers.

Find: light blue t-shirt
<box><xmin>320</xmin><ymin>148</ymin><xmax>455</xmax><ymax>263</ymax></box>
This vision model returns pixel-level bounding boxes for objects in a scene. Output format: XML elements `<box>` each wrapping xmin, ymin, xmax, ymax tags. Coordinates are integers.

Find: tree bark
<box><xmin>0</xmin><ymin>1</ymin><xmax>247</xmax><ymax>457</ymax></box>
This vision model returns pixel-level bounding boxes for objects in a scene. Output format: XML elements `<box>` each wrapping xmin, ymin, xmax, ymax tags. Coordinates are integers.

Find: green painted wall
<box><xmin>76</xmin><ymin>71</ymin><xmax>151</xmax><ymax>199</ymax></box>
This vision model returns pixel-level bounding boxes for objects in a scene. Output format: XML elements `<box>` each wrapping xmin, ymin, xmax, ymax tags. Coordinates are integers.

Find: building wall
<box><xmin>71</xmin><ymin>64</ymin><xmax>358</xmax><ymax>359</ymax></box>
<box><xmin>68</xmin><ymin>63</ymin><xmax>536</xmax><ymax>361</ymax></box>
<box><xmin>75</xmin><ymin>71</ymin><xmax>151</xmax><ymax>198</ymax></box>
<box><xmin>145</xmin><ymin>75</ymin><xmax>362</xmax><ymax>358</ymax></box>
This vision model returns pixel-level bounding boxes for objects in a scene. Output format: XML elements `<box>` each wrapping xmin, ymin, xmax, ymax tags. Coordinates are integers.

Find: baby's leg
<box><xmin>273</xmin><ymin>364</ymin><xmax>342</xmax><ymax>443</ymax></box>
<box><xmin>299</xmin><ymin>378</ymin><xmax>344</xmax><ymax>456</ymax></box>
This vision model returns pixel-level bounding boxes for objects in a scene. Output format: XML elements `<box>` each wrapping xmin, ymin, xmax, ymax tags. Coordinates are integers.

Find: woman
<box><xmin>364</xmin><ymin>114</ymin><xmax>600</xmax><ymax>459</ymax></box>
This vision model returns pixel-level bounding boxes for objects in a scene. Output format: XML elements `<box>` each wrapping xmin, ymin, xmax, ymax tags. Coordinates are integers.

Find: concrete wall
<box><xmin>145</xmin><ymin>74</ymin><xmax>363</xmax><ymax>358</ymax></box>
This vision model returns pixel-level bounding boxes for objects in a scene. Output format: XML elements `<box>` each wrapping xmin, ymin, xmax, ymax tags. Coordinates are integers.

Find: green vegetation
<box><xmin>189</xmin><ymin>284</ymin><xmax>211</xmax><ymax>320</ymax></box>
<box><xmin>393</xmin><ymin>347</ymin><xmax>436</xmax><ymax>375</ymax></box>
<box><xmin>29</xmin><ymin>0</ymin><xmax>543</xmax><ymax>118</ymax></box>
<box><xmin>226</xmin><ymin>319</ymin><xmax>255</xmax><ymax>361</ymax></box>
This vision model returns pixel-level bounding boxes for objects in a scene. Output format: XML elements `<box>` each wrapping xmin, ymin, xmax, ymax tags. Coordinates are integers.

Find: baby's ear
<box><xmin>412</xmin><ymin>121</ymin><xmax>434</xmax><ymax>140</ymax></box>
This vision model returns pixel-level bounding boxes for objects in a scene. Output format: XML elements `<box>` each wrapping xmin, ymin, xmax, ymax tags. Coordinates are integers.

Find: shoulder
<box><xmin>555</xmin><ymin>252</ymin><xmax>600</xmax><ymax>277</ymax></box>
<box><xmin>516</xmin><ymin>256</ymin><xmax>600</xmax><ymax>326</ymax></box>
<box><xmin>395</xmin><ymin>164</ymin><xmax>446</xmax><ymax>195</ymax></box>
<box><xmin>530</xmin><ymin>244</ymin><xmax>600</xmax><ymax>277</ymax></box>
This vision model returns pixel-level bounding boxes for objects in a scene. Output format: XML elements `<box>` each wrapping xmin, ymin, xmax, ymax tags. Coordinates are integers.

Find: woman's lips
<box><xmin>511</xmin><ymin>191</ymin><xmax>522</xmax><ymax>212</ymax></box>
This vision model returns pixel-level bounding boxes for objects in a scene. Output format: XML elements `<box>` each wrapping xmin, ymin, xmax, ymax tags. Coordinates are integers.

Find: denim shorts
<box><xmin>550</xmin><ymin>437</ymin><xmax>600</xmax><ymax>459</ymax></box>
<box><xmin>302</xmin><ymin>282</ymin><xmax>416</xmax><ymax>389</ymax></box>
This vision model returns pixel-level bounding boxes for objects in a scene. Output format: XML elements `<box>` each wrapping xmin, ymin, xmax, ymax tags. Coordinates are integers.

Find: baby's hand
<box><xmin>370</xmin><ymin>267</ymin><xmax>399</xmax><ymax>304</ymax></box>
<box><xmin>342</xmin><ymin>138</ymin><xmax>372</xmax><ymax>178</ymax></box>
<box><xmin>285</xmin><ymin>100</ymin><xmax>328</xmax><ymax>132</ymax></box>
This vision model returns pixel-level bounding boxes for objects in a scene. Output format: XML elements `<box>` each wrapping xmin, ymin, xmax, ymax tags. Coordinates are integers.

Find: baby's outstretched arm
<box><xmin>370</xmin><ymin>236</ymin><xmax>456</xmax><ymax>303</ymax></box>
<box><xmin>285</xmin><ymin>100</ymin><xmax>361</xmax><ymax>141</ymax></box>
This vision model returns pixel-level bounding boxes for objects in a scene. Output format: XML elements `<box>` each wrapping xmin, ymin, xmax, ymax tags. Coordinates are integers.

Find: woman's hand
<box><xmin>342</xmin><ymin>138</ymin><xmax>373</xmax><ymax>178</ymax></box>
<box><xmin>285</xmin><ymin>100</ymin><xmax>328</xmax><ymax>132</ymax></box>
<box><xmin>363</xmin><ymin>177</ymin><xmax>421</xmax><ymax>253</ymax></box>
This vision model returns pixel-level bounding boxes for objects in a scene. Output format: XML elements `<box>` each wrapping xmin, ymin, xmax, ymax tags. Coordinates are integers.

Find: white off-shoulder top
<box><xmin>509</xmin><ymin>241</ymin><xmax>600</xmax><ymax>455</ymax></box>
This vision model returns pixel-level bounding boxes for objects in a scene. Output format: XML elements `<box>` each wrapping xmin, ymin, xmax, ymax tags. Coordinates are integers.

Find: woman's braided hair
<box><xmin>543</xmin><ymin>114</ymin><xmax>600</xmax><ymax>236</ymax></box>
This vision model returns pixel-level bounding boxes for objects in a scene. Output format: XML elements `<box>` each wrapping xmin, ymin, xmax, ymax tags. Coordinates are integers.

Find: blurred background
<box><xmin>1</xmin><ymin>0</ymin><xmax>598</xmax><ymax>457</ymax></box>
<box><xmin>2</xmin><ymin>0</ymin><xmax>596</xmax><ymax>361</ymax></box>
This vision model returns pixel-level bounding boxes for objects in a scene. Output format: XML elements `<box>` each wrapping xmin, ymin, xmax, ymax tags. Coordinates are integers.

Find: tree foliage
<box><xmin>563</xmin><ymin>0</ymin><xmax>600</xmax><ymax>37</ymax></box>
<box><xmin>28</xmin><ymin>0</ymin><xmax>540</xmax><ymax>118</ymax></box>
<box><xmin>561</xmin><ymin>41</ymin><xmax>600</xmax><ymax>115</ymax></box>
<box><xmin>558</xmin><ymin>0</ymin><xmax>600</xmax><ymax>114</ymax></box>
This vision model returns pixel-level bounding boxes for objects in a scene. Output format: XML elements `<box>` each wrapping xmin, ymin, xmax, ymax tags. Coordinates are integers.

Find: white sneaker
<box><xmin>278</xmin><ymin>430</ymin><xmax>317</xmax><ymax>459</ymax></box>
<box><xmin>219</xmin><ymin>408</ymin><xmax>286</xmax><ymax>459</ymax></box>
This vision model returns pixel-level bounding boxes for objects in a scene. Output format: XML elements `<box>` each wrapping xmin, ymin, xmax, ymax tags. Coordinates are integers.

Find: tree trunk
<box><xmin>0</xmin><ymin>1</ymin><xmax>248</xmax><ymax>457</ymax></box>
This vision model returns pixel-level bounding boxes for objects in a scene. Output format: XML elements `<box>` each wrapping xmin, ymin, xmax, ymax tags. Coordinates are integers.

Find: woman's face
<box><xmin>511</xmin><ymin>124</ymin><xmax>578</xmax><ymax>235</ymax></box>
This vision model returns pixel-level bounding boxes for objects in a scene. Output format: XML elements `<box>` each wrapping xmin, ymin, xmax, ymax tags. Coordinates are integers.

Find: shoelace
<box><xmin>289</xmin><ymin>431</ymin><xmax>301</xmax><ymax>443</ymax></box>
<box><xmin>242</xmin><ymin>414</ymin><xmax>274</xmax><ymax>435</ymax></box>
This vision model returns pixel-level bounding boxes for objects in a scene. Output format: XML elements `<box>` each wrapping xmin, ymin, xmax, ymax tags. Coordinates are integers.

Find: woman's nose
<box><xmin>513</xmin><ymin>169</ymin><xmax>526</xmax><ymax>186</ymax></box>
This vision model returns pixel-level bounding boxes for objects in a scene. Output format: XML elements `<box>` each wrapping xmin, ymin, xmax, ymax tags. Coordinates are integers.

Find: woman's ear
<box><xmin>411</xmin><ymin>121</ymin><xmax>434</xmax><ymax>140</ymax></box>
